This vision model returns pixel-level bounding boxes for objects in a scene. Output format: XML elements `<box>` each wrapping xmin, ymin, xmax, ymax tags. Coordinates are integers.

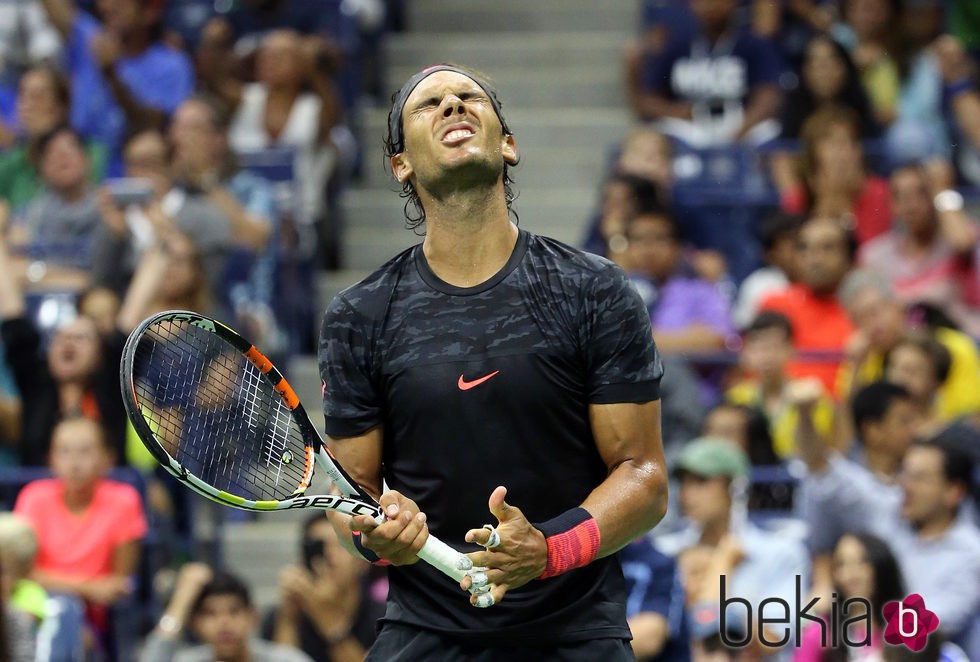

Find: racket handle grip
<box><xmin>417</xmin><ymin>533</ymin><xmax>473</xmax><ymax>583</ymax></box>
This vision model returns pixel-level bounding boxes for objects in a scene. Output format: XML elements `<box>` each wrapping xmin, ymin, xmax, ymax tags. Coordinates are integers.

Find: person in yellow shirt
<box><xmin>838</xmin><ymin>269</ymin><xmax>980</xmax><ymax>421</ymax></box>
<box><xmin>726</xmin><ymin>311</ymin><xmax>840</xmax><ymax>458</ymax></box>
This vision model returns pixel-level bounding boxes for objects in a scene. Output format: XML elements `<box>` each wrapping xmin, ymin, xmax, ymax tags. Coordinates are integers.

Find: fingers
<box><xmin>487</xmin><ymin>485</ymin><xmax>512</xmax><ymax>521</ymax></box>
<box><xmin>470</xmin><ymin>583</ymin><xmax>507</xmax><ymax>609</ymax></box>
<box><xmin>463</xmin><ymin>524</ymin><xmax>500</xmax><ymax>548</ymax></box>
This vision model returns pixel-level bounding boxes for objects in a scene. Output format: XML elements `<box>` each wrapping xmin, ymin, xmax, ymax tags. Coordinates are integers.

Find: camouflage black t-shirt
<box><xmin>318</xmin><ymin>229</ymin><xmax>663</xmax><ymax>645</ymax></box>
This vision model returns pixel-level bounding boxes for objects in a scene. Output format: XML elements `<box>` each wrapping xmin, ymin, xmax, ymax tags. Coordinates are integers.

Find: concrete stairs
<box><xmin>222</xmin><ymin>0</ymin><xmax>639</xmax><ymax>611</ymax></box>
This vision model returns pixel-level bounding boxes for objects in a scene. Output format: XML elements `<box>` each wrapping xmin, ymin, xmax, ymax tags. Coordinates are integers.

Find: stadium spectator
<box><xmin>168</xmin><ymin>93</ymin><xmax>282</xmax><ymax>347</ymax></box>
<box><xmin>0</xmin><ymin>216</ymin><xmax>145</xmax><ymax>465</ymax></box>
<box><xmin>90</xmin><ymin>128</ymin><xmax>232</xmax><ymax>305</ymax></box>
<box><xmin>141</xmin><ymin>563</ymin><xmax>313</xmax><ymax>662</ymax></box>
<box><xmin>837</xmin><ymin>269</ymin><xmax>980</xmax><ymax>420</ymax></box>
<box><xmin>795</xmin><ymin>385</ymin><xmax>980</xmax><ymax>649</ymax></box>
<box><xmin>616</xmin><ymin>126</ymin><xmax>675</xmax><ymax>200</ymax></box>
<box><xmin>628</xmin><ymin>0</ymin><xmax>782</xmax><ymax>146</ymax></box>
<box><xmin>0</xmin><ymin>513</ymin><xmax>45</xmax><ymax>629</ymax></box>
<box><xmin>794</xmin><ymin>532</ymin><xmax>907</xmax><ymax>661</ymax></box>
<box><xmin>264</xmin><ymin>514</ymin><xmax>385</xmax><ymax>662</ymax></box>
<box><xmin>655</xmin><ymin>437</ymin><xmax>809</xmax><ymax>654</ymax></box>
<box><xmin>7</xmin><ymin>125</ymin><xmax>102</xmax><ymax>289</ymax></box>
<box><xmin>227</xmin><ymin>28</ymin><xmax>348</xmax><ymax>269</ymax></box>
<box><xmin>0</xmin><ymin>64</ymin><xmax>107</xmax><ymax>212</ymax></box>
<box><xmin>830</xmin><ymin>0</ymin><xmax>903</xmax><ymax>128</ymax></box>
<box><xmin>882</xmin><ymin>332</ymin><xmax>955</xmax><ymax>437</ymax></box>
<box><xmin>732</xmin><ymin>211</ymin><xmax>803</xmax><ymax>331</ymax></box>
<box><xmin>625</xmin><ymin>208</ymin><xmax>736</xmax><ymax>356</ymax></box>
<box><xmin>0</xmin><ymin>0</ymin><xmax>61</xmax><ymax>133</ymax></box>
<box><xmin>582</xmin><ymin>172</ymin><xmax>661</xmax><ymax>261</ymax></box>
<box><xmin>619</xmin><ymin>535</ymin><xmax>692</xmax><ymax>661</ymax></box>
<box><xmin>859</xmin><ymin>160</ymin><xmax>980</xmax><ymax>335</ymax></box>
<box><xmin>39</xmin><ymin>0</ymin><xmax>194</xmax><ymax>173</ymax></box>
<box><xmin>769</xmin><ymin>35</ymin><xmax>879</xmax><ymax>196</ymax></box>
<box><xmin>14</xmin><ymin>417</ymin><xmax>148</xmax><ymax>659</ymax></box>
<box><xmin>779</xmin><ymin>105</ymin><xmax>892</xmax><ymax>245</ymax></box>
<box><xmin>701</xmin><ymin>402</ymin><xmax>779</xmax><ymax>467</ymax></box>
<box><xmin>933</xmin><ymin>34</ymin><xmax>980</xmax><ymax>189</ymax></box>
<box><xmin>759</xmin><ymin>215</ymin><xmax>856</xmax><ymax>393</ymax></box>
<box><xmin>726</xmin><ymin>312</ymin><xmax>840</xmax><ymax>459</ymax></box>
<box><xmin>793</xmin><ymin>379</ymin><xmax>916</xmax><ymax>587</ymax></box>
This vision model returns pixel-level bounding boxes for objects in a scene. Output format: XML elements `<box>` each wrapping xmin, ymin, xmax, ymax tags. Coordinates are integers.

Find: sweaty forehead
<box><xmin>405</xmin><ymin>71</ymin><xmax>484</xmax><ymax>108</ymax></box>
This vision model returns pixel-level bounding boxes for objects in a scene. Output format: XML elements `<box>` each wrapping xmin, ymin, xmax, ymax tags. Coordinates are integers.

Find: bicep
<box><xmin>589</xmin><ymin>400</ymin><xmax>664</xmax><ymax>473</ymax></box>
<box><xmin>326</xmin><ymin>426</ymin><xmax>384</xmax><ymax>500</ymax></box>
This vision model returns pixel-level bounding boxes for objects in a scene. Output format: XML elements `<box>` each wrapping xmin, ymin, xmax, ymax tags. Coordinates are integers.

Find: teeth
<box><xmin>444</xmin><ymin>129</ymin><xmax>473</xmax><ymax>141</ymax></box>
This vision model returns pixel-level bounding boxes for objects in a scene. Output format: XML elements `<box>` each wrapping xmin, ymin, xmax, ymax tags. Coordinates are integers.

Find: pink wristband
<box><xmin>536</xmin><ymin>508</ymin><xmax>601</xmax><ymax>579</ymax></box>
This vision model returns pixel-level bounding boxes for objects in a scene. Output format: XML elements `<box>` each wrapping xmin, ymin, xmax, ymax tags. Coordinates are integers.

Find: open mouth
<box><xmin>441</xmin><ymin>127</ymin><xmax>475</xmax><ymax>144</ymax></box>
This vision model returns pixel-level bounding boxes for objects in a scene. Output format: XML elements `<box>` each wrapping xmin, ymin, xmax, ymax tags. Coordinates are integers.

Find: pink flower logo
<box><xmin>882</xmin><ymin>594</ymin><xmax>940</xmax><ymax>652</ymax></box>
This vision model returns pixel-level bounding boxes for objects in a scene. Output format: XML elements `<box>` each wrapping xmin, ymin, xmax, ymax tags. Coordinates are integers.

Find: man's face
<box><xmin>891</xmin><ymin>168</ymin><xmax>935</xmax><ymax>236</ymax></box>
<box><xmin>48</xmin><ymin>317</ymin><xmax>101</xmax><ymax>384</ymax></box>
<box><xmin>625</xmin><ymin>214</ymin><xmax>679</xmax><ymax>281</ymax></box>
<box><xmin>846</xmin><ymin>286</ymin><xmax>904</xmax><ymax>350</ymax></box>
<box><xmin>679</xmin><ymin>473</ymin><xmax>731</xmax><ymax>526</ymax></box>
<box><xmin>899</xmin><ymin>446</ymin><xmax>958</xmax><ymax>528</ymax></box>
<box><xmin>392</xmin><ymin>71</ymin><xmax>517</xmax><ymax>195</ymax></box>
<box><xmin>123</xmin><ymin>131</ymin><xmax>170</xmax><ymax>196</ymax></box>
<box><xmin>863</xmin><ymin>398</ymin><xmax>917</xmax><ymax>457</ymax></box>
<box><xmin>193</xmin><ymin>594</ymin><xmax>254</xmax><ymax>661</ymax></box>
<box><xmin>741</xmin><ymin>327</ymin><xmax>793</xmax><ymax>381</ymax></box>
<box><xmin>169</xmin><ymin>100</ymin><xmax>222</xmax><ymax>169</ymax></box>
<box><xmin>797</xmin><ymin>219</ymin><xmax>851</xmax><ymax>295</ymax></box>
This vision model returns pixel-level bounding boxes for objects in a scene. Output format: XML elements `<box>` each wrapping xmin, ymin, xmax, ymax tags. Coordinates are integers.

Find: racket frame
<box><xmin>121</xmin><ymin>310</ymin><xmax>476</xmax><ymax>582</ymax></box>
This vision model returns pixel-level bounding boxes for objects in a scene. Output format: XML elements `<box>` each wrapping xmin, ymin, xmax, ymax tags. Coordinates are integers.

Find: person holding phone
<box><xmin>264</xmin><ymin>514</ymin><xmax>385</xmax><ymax>662</ymax></box>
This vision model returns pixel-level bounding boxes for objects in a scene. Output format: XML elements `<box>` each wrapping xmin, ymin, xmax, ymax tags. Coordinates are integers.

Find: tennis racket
<box><xmin>120</xmin><ymin>309</ymin><xmax>480</xmax><ymax>586</ymax></box>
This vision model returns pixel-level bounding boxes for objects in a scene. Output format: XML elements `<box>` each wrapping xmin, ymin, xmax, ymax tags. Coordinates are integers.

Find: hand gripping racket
<box><xmin>120</xmin><ymin>310</ymin><xmax>479</xmax><ymax>586</ymax></box>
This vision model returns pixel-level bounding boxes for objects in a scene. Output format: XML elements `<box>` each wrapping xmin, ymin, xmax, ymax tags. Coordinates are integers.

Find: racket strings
<box><xmin>131</xmin><ymin>319</ymin><xmax>310</xmax><ymax>501</ymax></box>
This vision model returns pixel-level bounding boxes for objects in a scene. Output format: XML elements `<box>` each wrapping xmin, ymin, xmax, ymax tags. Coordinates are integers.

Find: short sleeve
<box><xmin>319</xmin><ymin>295</ymin><xmax>383</xmax><ymax>437</ymax></box>
<box><xmin>582</xmin><ymin>265</ymin><xmax>663</xmax><ymax>403</ymax></box>
<box><xmin>111</xmin><ymin>484</ymin><xmax>148</xmax><ymax>543</ymax></box>
<box><xmin>642</xmin><ymin>42</ymin><xmax>684</xmax><ymax>96</ymax></box>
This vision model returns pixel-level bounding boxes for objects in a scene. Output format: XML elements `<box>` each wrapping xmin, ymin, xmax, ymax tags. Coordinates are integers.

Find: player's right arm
<box><xmin>326</xmin><ymin>427</ymin><xmax>430</xmax><ymax>566</ymax></box>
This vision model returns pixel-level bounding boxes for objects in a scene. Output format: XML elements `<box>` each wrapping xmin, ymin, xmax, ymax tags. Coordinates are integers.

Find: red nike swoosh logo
<box><xmin>457</xmin><ymin>371</ymin><xmax>500</xmax><ymax>391</ymax></box>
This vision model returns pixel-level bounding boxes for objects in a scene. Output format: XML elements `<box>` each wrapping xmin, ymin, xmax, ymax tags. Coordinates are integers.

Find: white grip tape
<box><xmin>417</xmin><ymin>534</ymin><xmax>473</xmax><ymax>582</ymax></box>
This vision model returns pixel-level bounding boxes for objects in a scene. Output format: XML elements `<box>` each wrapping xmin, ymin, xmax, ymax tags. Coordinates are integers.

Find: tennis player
<box><xmin>319</xmin><ymin>64</ymin><xmax>668</xmax><ymax>659</ymax></box>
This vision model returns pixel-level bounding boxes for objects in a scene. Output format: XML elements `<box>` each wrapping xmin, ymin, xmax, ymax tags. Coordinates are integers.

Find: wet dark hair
<box><xmin>383</xmin><ymin>63</ymin><xmax>518</xmax><ymax>232</ymax></box>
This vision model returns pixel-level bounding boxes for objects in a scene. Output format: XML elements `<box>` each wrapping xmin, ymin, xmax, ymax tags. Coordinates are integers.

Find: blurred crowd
<box><xmin>0</xmin><ymin>0</ymin><xmax>977</xmax><ymax>660</ymax></box>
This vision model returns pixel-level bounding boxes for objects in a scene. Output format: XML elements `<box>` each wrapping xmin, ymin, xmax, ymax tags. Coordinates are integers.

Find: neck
<box><xmin>863</xmin><ymin>446</ymin><xmax>899</xmax><ymax>479</ymax></box>
<box><xmin>914</xmin><ymin>512</ymin><xmax>955</xmax><ymax>539</ymax></box>
<box><xmin>906</xmin><ymin>225</ymin><xmax>939</xmax><ymax>250</ymax></box>
<box><xmin>419</xmin><ymin>184</ymin><xmax>517</xmax><ymax>287</ymax></box>
<box><xmin>121</xmin><ymin>31</ymin><xmax>151</xmax><ymax>57</ymax></box>
<box><xmin>58</xmin><ymin>181</ymin><xmax>88</xmax><ymax>203</ymax></box>
<box><xmin>698</xmin><ymin>517</ymin><xmax>730</xmax><ymax>547</ymax></box>
<box><xmin>267</xmin><ymin>85</ymin><xmax>300</xmax><ymax>100</ymax></box>
<box><xmin>58</xmin><ymin>382</ymin><xmax>87</xmax><ymax>415</ymax></box>
<box><xmin>761</xmin><ymin>373</ymin><xmax>785</xmax><ymax>396</ymax></box>
<box><xmin>62</xmin><ymin>483</ymin><xmax>96</xmax><ymax>512</ymax></box>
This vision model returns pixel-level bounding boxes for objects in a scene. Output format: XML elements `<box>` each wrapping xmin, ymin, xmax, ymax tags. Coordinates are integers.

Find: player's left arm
<box><xmin>582</xmin><ymin>399</ymin><xmax>668</xmax><ymax>555</ymax></box>
<box><xmin>463</xmin><ymin>400</ymin><xmax>668</xmax><ymax>604</ymax></box>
